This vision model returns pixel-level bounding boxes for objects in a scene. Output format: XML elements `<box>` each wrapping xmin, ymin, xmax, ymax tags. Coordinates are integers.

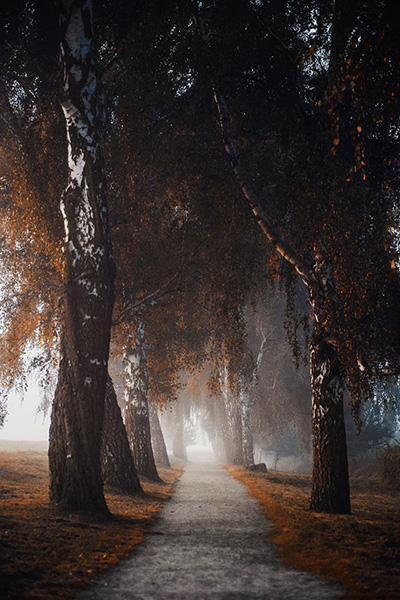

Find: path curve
<box><xmin>78</xmin><ymin>463</ymin><xmax>342</xmax><ymax>599</ymax></box>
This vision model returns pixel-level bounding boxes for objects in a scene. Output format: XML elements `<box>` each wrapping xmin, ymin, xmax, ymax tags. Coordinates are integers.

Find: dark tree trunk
<box><xmin>124</xmin><ymin>321</ymin><xmax>161</xmax><ymax>482</ymax></box>
<box><xmin>49</xmin><ymin>0</ymin><xmax>115</xmax><ymax>517</ymax></box>
<box><xmin>101</xmin><ymin>375</ymin><xmax>142</xmax><ymax>493</ymax></box>
<box><xmin>149</xmin><ymin>402</ymin><xmax>170</xmax><ymax>467</ymax></box>
<box><xmin>49</xmin><ymin>337</ymin><xmax>108</xmax><ymax>515</ymax></box>
<box><xmin>309</xmin><ymin>330</ymin><xmax>351</xmax><ymax>514</ymax></box>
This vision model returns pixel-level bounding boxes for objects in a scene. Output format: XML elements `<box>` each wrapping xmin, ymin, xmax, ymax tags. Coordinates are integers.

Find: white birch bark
<box><xmin>49</xmin><ymin>0</ymin><xmax>115</xmax><ymax>515</ymax></box>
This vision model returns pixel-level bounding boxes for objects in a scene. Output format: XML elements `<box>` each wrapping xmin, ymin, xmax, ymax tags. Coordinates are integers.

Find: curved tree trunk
<box><xmin>124</xmin><ymin>321</ymin><xmax>161</xmax><ymax>482</ymax></box>
<box><xmin>101</xmin><ymin>375</ymin><xmax>142</xmax><ymax>494</ymax></box>
<box><xmin>49</xmin><ymin>0</ymin><xmax>115</xmax><ymax>517</ymax></box>
<box><xmin>149</xmin><ymin>402</ymin><xmax>170</xmax><ymax>467</ymax></box>
<box><xmin>309</xmin><ymin>330</ymin><xmax>351</xmax><ymax>514</ymax></box>
<box><xmin>212</xmin><ymin>83</ymin><xmax>351</xmax><ymax>512</ymax></box>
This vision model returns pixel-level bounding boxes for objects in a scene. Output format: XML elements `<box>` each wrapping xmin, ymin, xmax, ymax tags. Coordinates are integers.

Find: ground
<box><xmin>228</xmin><ymin>466</ymin><xmax>400</xmax><ymax>599</ymax></box>
<box><xmin>0</xmin><ymin>448</ymin><xmax>182</xmax><ymax>600</ymax></box>
<box><xmin>0</xmin><ymin>448</ymin><xmax>399</xmax><ymax>599</ymax></box>
<box><xmin>78</xmin><ymin>461</ymin><xmax>340</xmax><ymax>600</ymax></box>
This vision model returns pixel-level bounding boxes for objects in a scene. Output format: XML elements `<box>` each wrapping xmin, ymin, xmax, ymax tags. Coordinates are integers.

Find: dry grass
<box><xmin>227</xmin><ymin>466</ymin><xmax>400</xmax><ymax>599</ymax></box>
<box><xmin>0</xmin><ymin>451</ymin><xmax>182</xmax><ymax>599</ymax></box>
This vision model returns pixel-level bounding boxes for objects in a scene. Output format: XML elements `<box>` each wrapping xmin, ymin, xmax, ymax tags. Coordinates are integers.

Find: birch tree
<box><xmin>188</xmin><ymin>0</ymin><xmax>400</xmax><ymax>513</ymax></box>
<box><xmin>48</xmin><ymin>0</ymin><xmax>116</xmax><ymax>515</ymax></box>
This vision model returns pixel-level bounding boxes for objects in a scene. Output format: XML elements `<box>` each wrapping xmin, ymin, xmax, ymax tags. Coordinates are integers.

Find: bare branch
<box><xmin>113</xmin><ymin>272</ymin><xmax>180</xmax><ymax>326</ymax></box>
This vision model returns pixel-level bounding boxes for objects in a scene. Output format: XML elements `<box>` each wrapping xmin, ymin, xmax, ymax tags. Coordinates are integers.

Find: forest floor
<box><xmin>228</xmin><ymin>466</ymin><xmax>400</xmax><ymax>599</ymax></box>
<box><xmin>0</xmin><ymin>448</ymin><xmax>182</xmax><ymax>600</ymax></box>
<box><xmin>1</xmin><ymin>449</ymin><xmax>399</xmax><ymax>600</ymax></box>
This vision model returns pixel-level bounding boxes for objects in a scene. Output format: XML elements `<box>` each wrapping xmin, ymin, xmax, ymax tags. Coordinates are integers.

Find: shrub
<box><xmin>377</xmin><ymin>444</ymin><xmax>400</xmax><ymax>487</ymax></box>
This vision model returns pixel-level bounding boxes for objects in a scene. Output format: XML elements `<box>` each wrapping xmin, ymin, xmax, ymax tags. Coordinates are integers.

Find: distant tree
<box><xmin>249</xmin><ymin>287</ymin><xmax>312</xmax><ymax>462</ymax></box>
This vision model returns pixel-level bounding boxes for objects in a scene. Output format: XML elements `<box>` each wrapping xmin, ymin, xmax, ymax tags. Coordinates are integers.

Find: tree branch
<box><xmin>112</xmin><ymin>272</ymin><xmax>180</xmax><ymax>326</ymax></box>
<box><xmin>212</xmin><ymin>87</ymin><xmax>317</xmax><ymax>289</ymax></box>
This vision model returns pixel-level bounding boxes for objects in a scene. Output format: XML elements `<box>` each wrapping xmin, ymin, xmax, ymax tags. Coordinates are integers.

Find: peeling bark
<box><xmin>49</xmin><ymin>0</ymin><xmax>115</xmax><ymax>516</ymax></box>
<box><xmin>101</xmin><ymin>375</ymin><xmax>142</xmax><ymax>494</ymax></box>
<box><xmin>124</xmin><ymin>321</ymin><xmax>160</xmax><ymax>482</ymax></box>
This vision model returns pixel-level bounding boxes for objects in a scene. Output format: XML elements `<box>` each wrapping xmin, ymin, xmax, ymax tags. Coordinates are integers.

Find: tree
<box><xmin>185</xmin><ymin>0</ymin><xmax>400</xmax><ymax>513</ymax></box>
<box><xmin>48</xmin><ymin>0</ymin><xmax>116</xmax><ymax>516</ymax></box>
<box><xmin>123</xmin><ymin>320</ymin><xmax>161</xmax><ymax>482</ymax></box>
<box><xmin>101</xmin><ymin>374</ymin><xmax>142</xmax><ymax>493</ymax></box>
<box><xmin>149</xmin><ymin>401</ymin><xmax>170</xmax><ymax>468</ymax></box>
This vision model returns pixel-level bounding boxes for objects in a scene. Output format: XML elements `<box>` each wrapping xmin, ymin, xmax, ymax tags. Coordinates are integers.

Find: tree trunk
<box><xmin>272</xmin><ymin>452</ymin><xmax>279</xmax><ymax>471</ymax></box>
<box><xmin>101</xmin><ymin>375</ymin><xmax>142</xmax><ymax>493</ymax></box>
<box><xmin>149</xmin><ymin>402</ymin><xmax>170</xmax><ymax>467</ymax></box>
<box><xmin>124</xmin><ymin>321</ymin><xmax>161</xmax><ymax>482</ymax></box>
<box><xmin>215</xmin><ymin>395</ymin><xmax>233</xmax><ymax>463</ymax></box>
<box><xmin>203</xmin><ymin>399</ymin><xmax>226</xmax><ymax>462</ymax></box>
<box><xmin>221</xmin><ymin>366</ymin><xmax>244</xmax><ymax>465</ymax></box>
<box><xmin>309</xmin><ymin>330</ymin><xmax>351</xmax><ymax>514</ymax></box>
<box><xmin>240</xmin><ymin>390</ymin><xmax>254</xmax><ymax>465</ymax></box>
<box><xmin>172</xmin><ymin>419</ymin><xmax>188</xmax><ymax>461</ymax></box>
<box><xmin>49</xmin><ymin>0</ymin><xmax>115</xmax><ymax>516</ymax></box>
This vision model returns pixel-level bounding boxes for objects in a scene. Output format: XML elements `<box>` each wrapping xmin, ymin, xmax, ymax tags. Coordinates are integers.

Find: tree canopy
<box><xmin>1</xmin><ymin>0</ymin><xmax>400</xmax><ymax>516</ymax></box>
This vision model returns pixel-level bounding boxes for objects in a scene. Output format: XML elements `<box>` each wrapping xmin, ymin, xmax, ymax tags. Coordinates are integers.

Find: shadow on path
<box><xmin>78</xmin><ymin>462</ymin><xmax>342</xmax><ymax>599</ymax></box>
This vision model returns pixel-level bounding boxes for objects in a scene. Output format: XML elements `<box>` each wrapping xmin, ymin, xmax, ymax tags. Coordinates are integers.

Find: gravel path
<box><xmin>78</xmin><ymin>462</ymin><xmax>342</xmax><ymax>599</ymax></box>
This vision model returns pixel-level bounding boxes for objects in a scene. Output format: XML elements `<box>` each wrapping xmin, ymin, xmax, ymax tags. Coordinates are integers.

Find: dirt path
<box><xmin>78</xmin><ymin>462</ymin><xmax>342</xmax><ymax>599</ymax></box>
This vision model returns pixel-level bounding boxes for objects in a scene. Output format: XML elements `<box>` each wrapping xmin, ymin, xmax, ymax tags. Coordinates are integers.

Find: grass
<box><xmin>2</xmin><ymin>448</ymin><xmax>398</xmax><ymax>599</ymax></box>
<box><xmin>227</xmin><ymin>466</ymin><xmax>400</xmax><ymax>599</ymax></box>
<box><xmin>0</xmin><ymin>450</ymin><xmax>182</xmax><ymax>599</ymax></box>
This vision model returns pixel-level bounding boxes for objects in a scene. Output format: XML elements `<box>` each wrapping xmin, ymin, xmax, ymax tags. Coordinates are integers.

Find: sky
<box><xmin>0</xmin><ymin>383</ymin><xmax>50</xmax><ymax>441</ymax></box>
